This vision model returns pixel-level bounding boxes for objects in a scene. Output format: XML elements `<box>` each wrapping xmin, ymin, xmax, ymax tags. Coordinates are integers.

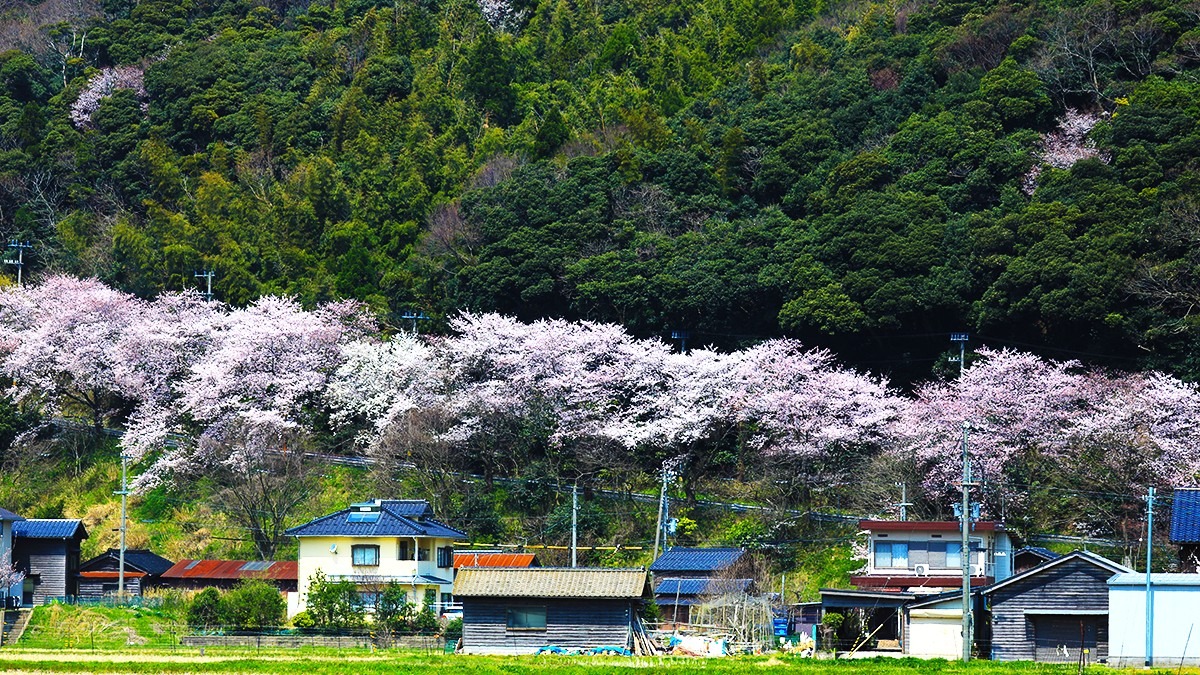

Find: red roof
<box><xmin>160</xmin><ymin>559</ymin><xmax>298</xmax><ymax>581</ymax></box>
<box><xmin>80</xmin><ymin>571</ymin><xmax>146</xmax><ymax>579</ymax></box>
<box><xmin>858</xmin><ymin>520</ymin><xmax>1003</xmax><ymax>533</ymax></box>
<box><xmin>453</xmin><ymin>552</ymin><xmax>538</xmax><ymax>569</ymax></box>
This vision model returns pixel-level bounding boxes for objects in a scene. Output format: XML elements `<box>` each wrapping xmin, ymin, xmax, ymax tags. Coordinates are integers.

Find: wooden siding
<box><xmin>15</xmin><ymin>539</ymin><xmax>80</xmax><ymax>604</ymax></box>
<box><xmin>462</xmin><ymin>597</ymin><xmax>633</xmax><ymax>654</ymax></box>
<box><xmin>988</xmin><ymin>559</ymin><xmax>1113</xmax><ymax>662</ymax></box>
<box><xmin>78</xmin><ymin>577</ymin><xmax>142</xmax><ymax>600</ymax></box>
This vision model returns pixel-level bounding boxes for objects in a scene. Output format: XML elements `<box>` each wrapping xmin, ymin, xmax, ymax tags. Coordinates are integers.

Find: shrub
<box><xmin>414</xmin><ymin>607</ymin><xmax>439</xmax><ymax>635</ymax></box>
<box><xmin>443</xmin><ymin>617</ymin><xmax>462</xmax><ymax>639</ymax></box>
<box><xmin>186</xmin><ymin>587</ymin><xmax>221</xmax><ymax>629</ymax></box>
<box><xmin>291</xmin><ymin>610</ymin><xmax>315</xmax><ymax>629</ymax></box>
<box><xmin>304</xmin><ymin>570</ymin><xmax>364</xmax><ymax>629</ymax></box>
<box><xmin>220</xmin><ymin>579</ymin><xmax>286</xmax><ymax>630</ymax></box>
<box><xmin>373</xmin><ymin>582</ymin><xmax>413</xmax><ymax>632</ymax></box>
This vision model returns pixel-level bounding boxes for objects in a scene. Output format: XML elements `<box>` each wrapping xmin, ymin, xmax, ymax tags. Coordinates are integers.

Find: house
<box><xmin>1107</xmin><ymin>573</ymin><xmax>1200</xmax><ymax>667</ymax></box>
<box><xmin>0</xmin><ymin>508</ymin><xmax>23</xmax><ymax>606</ymax></box>
<box><xmin>1169</xmin><ymin>488</ymin><xmax>1200</xmax><ymax>572</ymax></box>
<box><xmin>77</xmin><ymin>549</ymin><xmax>174</xmax><ymax>598</ymax></box>
<box><xmin>11</xmin><ymin>519</ymin><xmax>87</xmax><ymax>605</ymax></box>
<box><xmin>854</xmin><ymin>519</ymin><xmax>1014</xmax><ymax>592</ymax></box>
<box><xmin>982</xmin><ymin>549</ymin><xmax>1130</xmax><ymax>663</ymax></box>
<box><xmin>649</xmin><ymin>547</ymin><xmax>753</xmax><ymax>625</ymax></box>
<box><xmin>903</xmin><ymin>589</ymin><xmax>986</xmax><ymax>658</ymax></box>
<box><xmin>285</xmin><ymin>499</ymin><xmax>466</xmax><ymax>618</ymax></box>
<box><xmin>653</xmin><ymin>577</ymin><xmax>753</xmax><ymax>626</ymax></box>
<box><xmin>1012</xmin><ymin>546</ymin><xmax>1060</xmax><ymax>573</ymax></box>
<box><xmin>453</xmin><ymin>567</ymin><xmax>646</xmax><ymax>655</ymax></box>
<box><xmin>158</xmin><ymin>559</ymin><xmax>298</xmax><ymax>592</ymax></box>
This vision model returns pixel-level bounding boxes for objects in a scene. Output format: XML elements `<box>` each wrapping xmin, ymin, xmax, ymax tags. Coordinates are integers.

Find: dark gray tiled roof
<box><xmin>649</xmin><ymin>547</ymin><xmax>744</xmax><ymax>573</ymax></box>
<box><xmin>285</xmin><ymin>500</ymin><xmax>466</xmax><ymax>539</ymax></box>
<box><xmin>82</xmin><ymin>548</ymin><xmax>174</xmax><ymax>576</ymax></box>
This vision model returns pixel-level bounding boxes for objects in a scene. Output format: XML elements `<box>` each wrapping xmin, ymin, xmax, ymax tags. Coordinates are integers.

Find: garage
<box><xmin>1029</xmin><ymin>613</ymin><xmax>1105</xmax><ymax>663</ymax></box>
<box><xmin>982</xmin><ymin>550</ymin><xmax>1128</xmax><ymax>662</ymax></box>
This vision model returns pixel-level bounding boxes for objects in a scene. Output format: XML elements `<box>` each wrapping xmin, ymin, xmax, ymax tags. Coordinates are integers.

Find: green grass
<box><xmin>18</xmin><ymin>604</ymin><xmax>186</xmax><ymax>650</ymax></box>
<box><xmin>0</xmin><ymin>651</ymin><xmax>1148</xmax><ymax>674</ymax></box>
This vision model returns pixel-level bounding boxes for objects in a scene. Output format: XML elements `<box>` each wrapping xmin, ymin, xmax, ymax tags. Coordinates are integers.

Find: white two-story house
<box><xmin>285</xmin><ymin>499</ymin><xmax>467</xmax><ymax>618</ymax></box>
<box><xmin>853</xmin><ymin>519</ymin><xmax>1014</xmax><ymax>593</ymax></box>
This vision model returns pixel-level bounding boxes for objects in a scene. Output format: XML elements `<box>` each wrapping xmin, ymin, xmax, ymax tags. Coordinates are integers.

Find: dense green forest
<box><xmin>1</xmin><ymin>0</ymin><xmax>1199</xmax><ymax>383</ymax></box>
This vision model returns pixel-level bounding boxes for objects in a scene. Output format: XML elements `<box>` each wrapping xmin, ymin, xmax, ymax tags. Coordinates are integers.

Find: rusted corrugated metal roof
<box><xmin>453</xmin><ymin>552</ymin><xmax>538</xmax><ymax>569</ymax></box>
<box><xmin>453</xmin><ymin>567</ymin><xmax>645</xmax><ymax>599</ymax></box>
<box><xmin>160</xmin><ymin>559</ymin><xmax>298</xmax><ymax>581</ymax></box>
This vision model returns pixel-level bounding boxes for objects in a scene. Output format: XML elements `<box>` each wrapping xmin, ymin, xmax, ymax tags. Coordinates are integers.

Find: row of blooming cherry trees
<box><xmin>2</xmin><ymin>276</ymin><xmax>1199</xmax><ymax>535</ymax></box>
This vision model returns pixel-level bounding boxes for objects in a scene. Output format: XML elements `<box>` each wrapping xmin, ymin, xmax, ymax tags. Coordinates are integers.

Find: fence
<box><xmin>17</xmin><ymin>612</ymin><xmax>457</xmax><ymax>652</ymax></box>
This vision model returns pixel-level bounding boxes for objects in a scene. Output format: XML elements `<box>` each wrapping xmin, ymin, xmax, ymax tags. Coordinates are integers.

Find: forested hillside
<box><xmin>0</xmin><ymin>0</ymin><xmax>1197</xmax><ymax>381</ymax></box>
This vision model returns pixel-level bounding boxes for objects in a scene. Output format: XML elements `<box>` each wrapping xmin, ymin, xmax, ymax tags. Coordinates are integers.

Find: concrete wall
<box><xmin>292</xmin><ymin>535</ymin><xmax>456</xmax><ymax>616</ymax></box>
<box><xmin>1108</xmin><ymin>583</ymin><xmax>1200</xmax><ymax>667</ymax></box>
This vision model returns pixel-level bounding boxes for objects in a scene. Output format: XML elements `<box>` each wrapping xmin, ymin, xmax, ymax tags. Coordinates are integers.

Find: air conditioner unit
<box><xmin>913</xmin><ymin>564</ymin><xmax>929</xmax><ymax>576</ymax></box>
<box><xmin>970</xmin><ymin>564</ymin><xmax>984</xmax><ymax>577</ymax></box>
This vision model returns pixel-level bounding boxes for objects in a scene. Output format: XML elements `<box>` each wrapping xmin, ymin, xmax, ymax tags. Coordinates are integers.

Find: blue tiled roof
<box><xmin>649</xmin><ymin>547</ymin><xmax>744</xmax><ymax>573</ymax></box>
<box><xmin>0</xmin><ymin>507</ymin><xmax>24</xmax><ymax>521</ymax></box>
<box><xmin>654</xmin><ymin>577</ymin><xmax>752</xmax><ymax>597</ymax></box>
<box><xmin>1014</xmin><ymin>546</ymin><xmax>1060</xmax><ymax>561</ymax></box>
<box><xmin>12</xmin><ymin>519</ymin><xmax>87</xmax><ymax>539</ymax></box>
<box><xmin>1171</xmin><ymin>489</ymin><xmax>1200</xmax><ymax>543</ymax></box>
<box><xmin>285</xmin><ymin>500</ymin><xmax>467</xmax><ymax>539</ymax></box>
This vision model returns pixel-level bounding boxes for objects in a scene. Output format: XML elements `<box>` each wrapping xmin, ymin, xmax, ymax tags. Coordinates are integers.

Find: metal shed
<box><xmin>454</xmin><ymin>567</ymin><xmax>646</xmax><ymax>655</ymax></box>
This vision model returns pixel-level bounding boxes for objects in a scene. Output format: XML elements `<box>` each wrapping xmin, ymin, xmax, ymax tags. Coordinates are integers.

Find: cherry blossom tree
<box><xmin>0</xmin><ymin>275</ymin><xmax>144</xmax><ymax>434</ymax></box>
<box><xmin>898</xmin><ymin>347</ymin><xmax>1095</xmax><ymax>505</ymax></box>
<box><xmin>136</xmin><ymin>295</ymin><xmax>370</xmax><ymax>483</ymax></box>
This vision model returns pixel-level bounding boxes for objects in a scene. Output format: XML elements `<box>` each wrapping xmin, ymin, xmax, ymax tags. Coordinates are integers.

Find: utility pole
<box><xmin>961</xmin><ymin>421</ymin><xmax>973</xmax><ymax>663</ymax></box>
<box><xmin>895</xmin><ymin>482</ymin><xmax>912</xmax><ymax>522</ymax></box>
<box><xmin>1145</xmin><ymin>486</ymin><xmax>1155</xmax><ymax>667</ymax></box>
<box><xmin>116</xmin><ymin>453</ymin><xmax>129</xmax><ymax>598</ymax></box>
<box><xmin>400</xmin><ymin>310</ymin><xmax>430</xmax><ymax>334</ymax></box>
<box><xmin>194</xmin><ymin>270</ymin><xmax>214</xmax><ymax>301</ymax></box>
<box><xmin>950</xmin><ymin>333</ymin><xmax>969</xmax><ymax>379</ymax></box>
<box><xmin>5</xmin><ymin>241</ymin><xmax>32</xmax><ymax>287</ymax></box>
<box><xmin>571</xmin><ymin>482</ymin><xmax>578</xmax><ymax>568</ymax></box>
<box><xmin>670</xmin><ymin>330</ymin><xmax>691</xmax><ymax>354</ymax></box>
<box><xmin>651</xmin><ymin>464</ymin><xmax>671</xmax><ymax>565</ymax></box>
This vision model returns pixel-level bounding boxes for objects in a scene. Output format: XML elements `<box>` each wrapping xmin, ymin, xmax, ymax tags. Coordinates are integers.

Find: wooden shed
<box><xmin>981</xmin><ymin>549</ymin><xmax>1129</xmax><ymax>663</ymax></box>
<box><xmin>78</xmin><ymin>549</ymin><xmax>174</xmax><ymax>599</ymax></box>
<box><xmin>11</xmin><ymin>519</ymin><xmax>87</xmax><ymax>605</ymax></box>
<box><xmin>454</xmin><ymin>567</ymin><xmax>646</xmax><ymax>655</ymax></box>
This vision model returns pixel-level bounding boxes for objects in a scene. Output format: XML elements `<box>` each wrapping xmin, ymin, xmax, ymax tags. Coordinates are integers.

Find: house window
<box><xmin>441</xmin><ymin>592</ymin><xmax>453</xmax><ymax>609</ymax></box>
<box><xmin>399</xmin><ymin>540</ymin><xmax>410</xmax><ymax>560</ymax></box>
<box><xmin>417</xmin><ymin>546</ymin><xmax>430</xmax><ymax>561</ymax></box>
<box><xmin>424</xmin><ymin>588</ymin><xmax>437</xmax><ymax>608</ymax></box>
<box><xmin>358</xmin><ymin>592</ymin><xmax>380</xmax><ymax>608</ymax></box>
<box><xmin>352</xmin><ymin>545</ymin><xmax>380</xmax><ymax>566</ymax></box>
<box><xmin>875</xmin><ymin>541</ymin><xmax>908</xmax><ymax>568</ymax></box>
<box><xmin>436</xmin><ymin>546</ymin><xmax>453</xmax><ymax>568</ymax></box>
<box><xmin>507</xmin><ymin>606</ymin><xmax>547</xmax><ymax>630</ymax></box>
<box><xmin>946</xmin><ymin>542</ymin><xmax>962</xmax><ymax>568</ymax></box>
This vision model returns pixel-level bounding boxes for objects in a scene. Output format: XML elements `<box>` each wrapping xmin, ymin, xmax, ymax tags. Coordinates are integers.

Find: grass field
<box><xmin>0</xmin><ymin>650</ymin><xmax>1179</xmax><ymax>675</ymax></box>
